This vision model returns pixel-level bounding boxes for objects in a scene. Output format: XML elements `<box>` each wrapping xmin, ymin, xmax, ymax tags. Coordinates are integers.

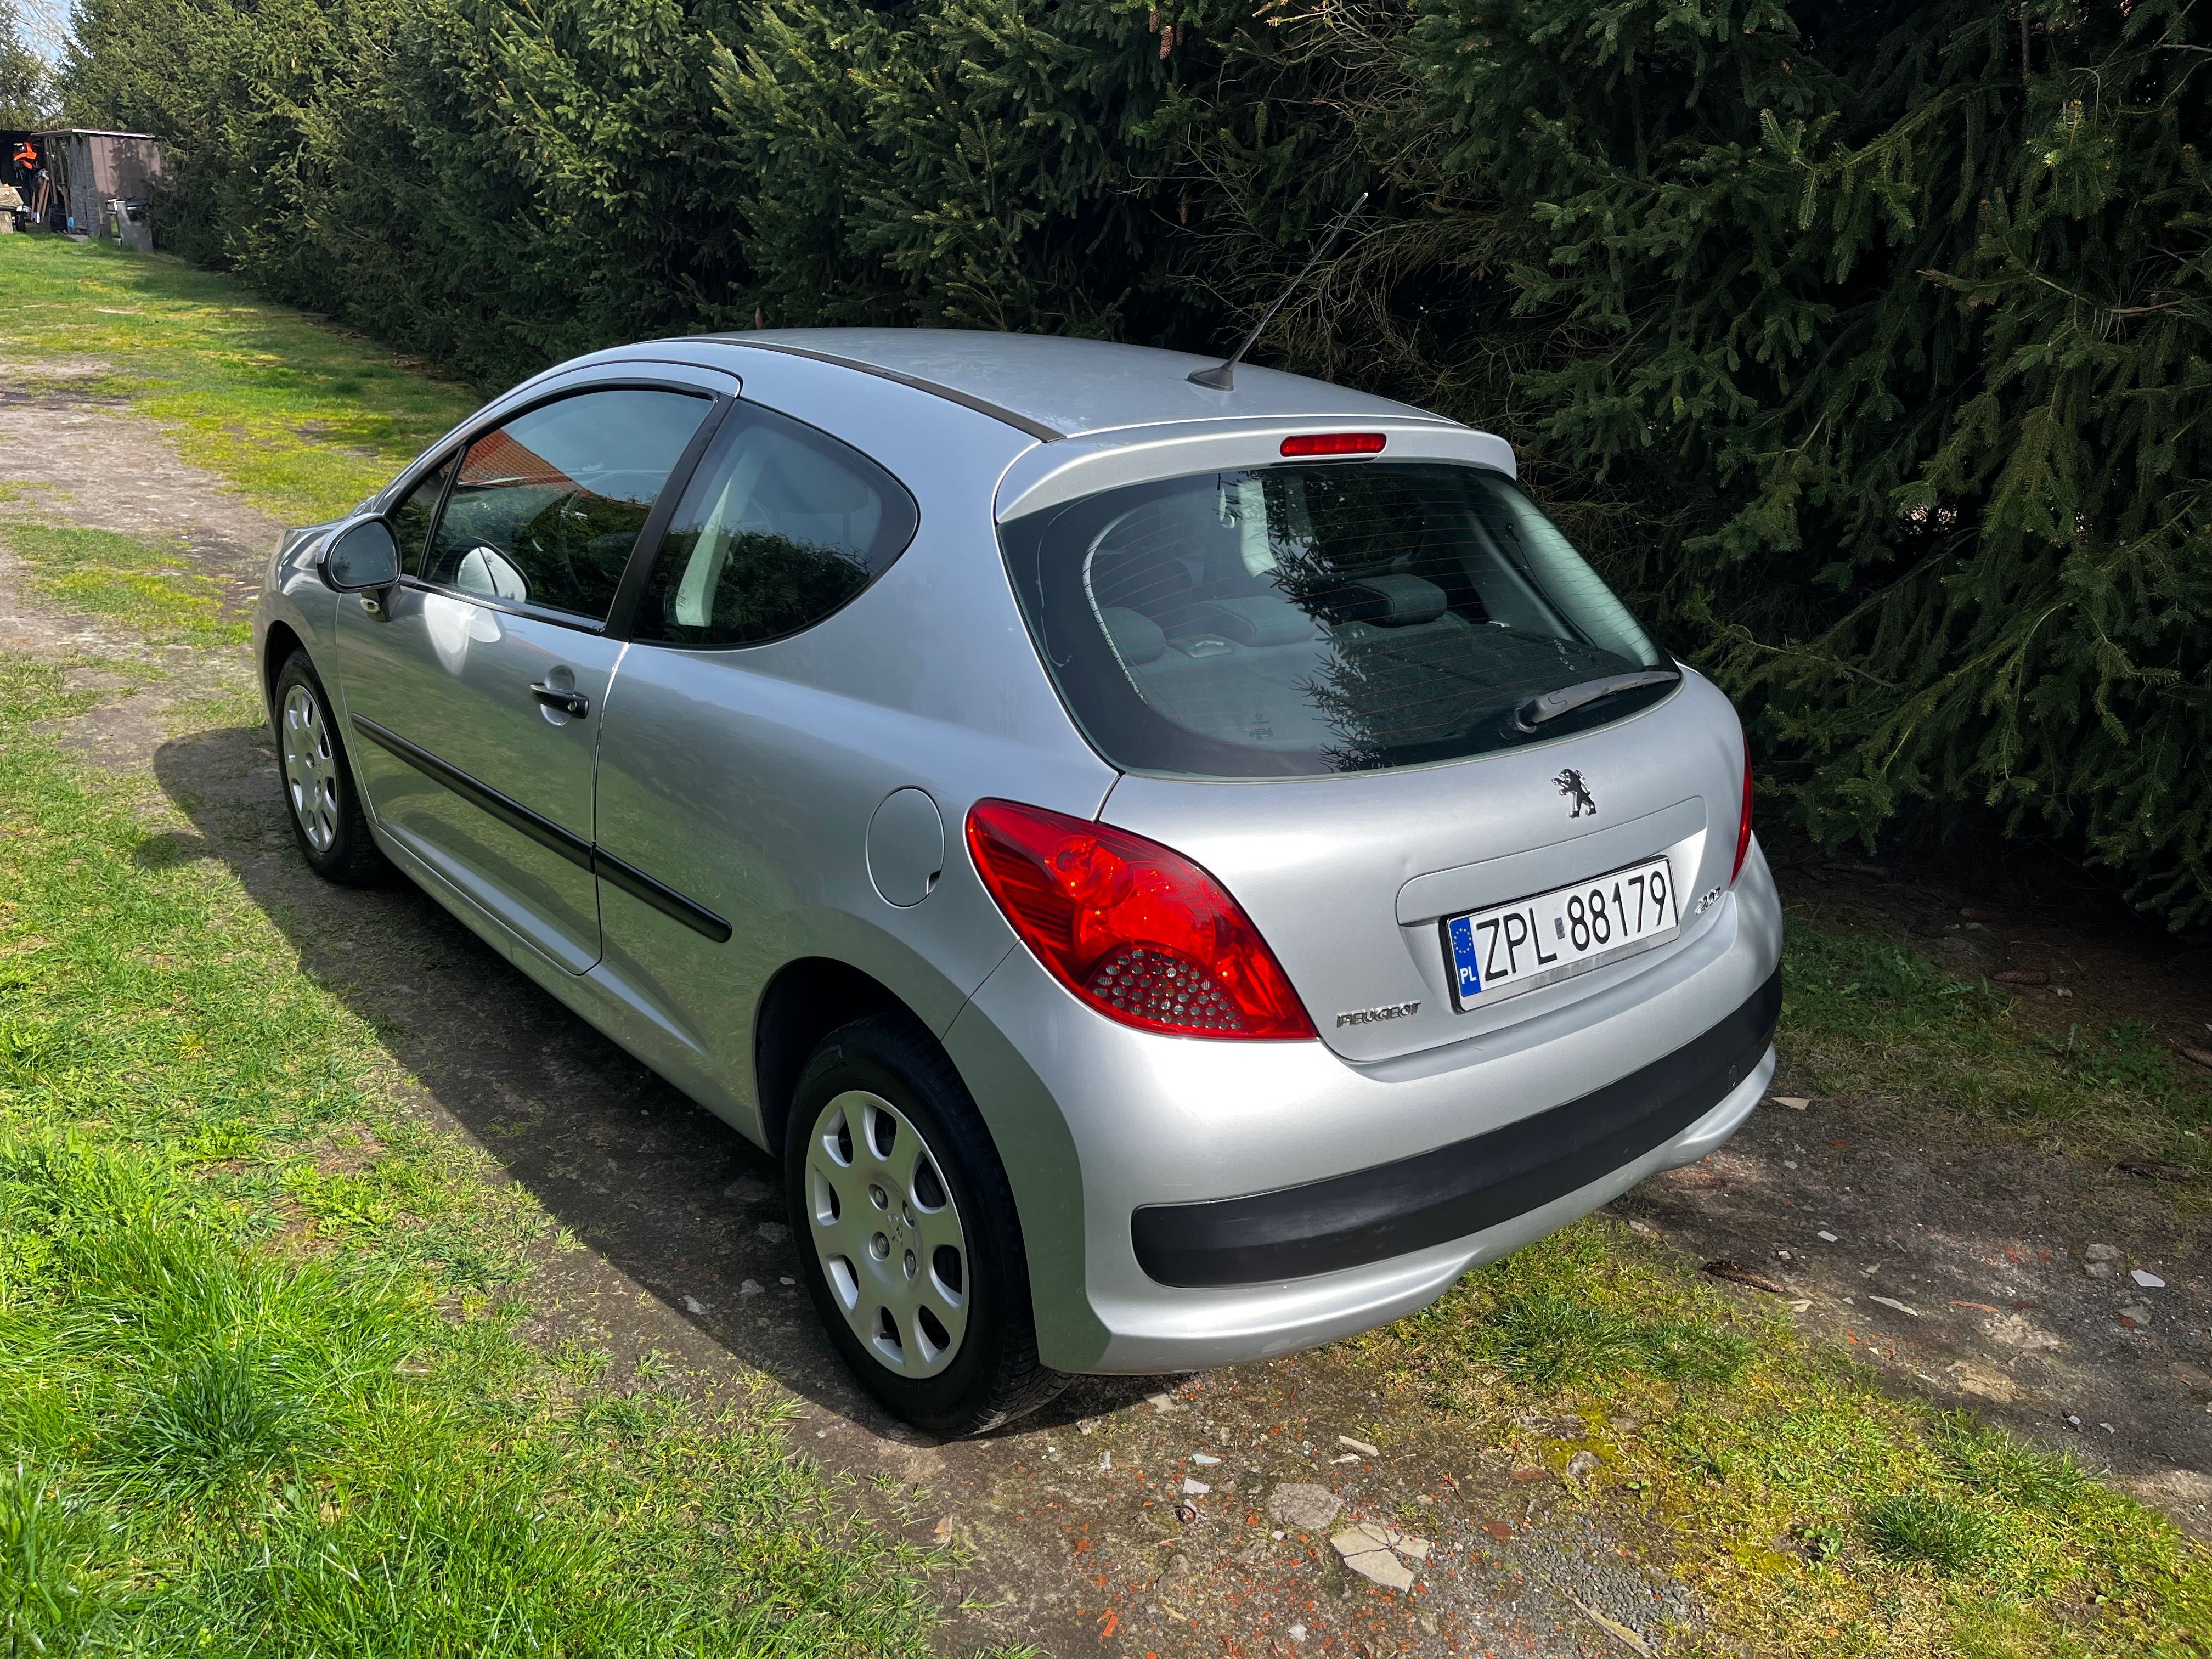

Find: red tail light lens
<box><xmin>1730</xmin><ymin>737</ymin><xmax>1754</xmax><ymax>885</ymax></box>
<box><xmin>1280</xmin><ymin>432</ymin><xmax>1386</xmax><ymax>457</ymax></box>
<box><xmin>965</xmin><ymin>800</ymin><xmax>1318</xmax><ymax>1041</ymax></box>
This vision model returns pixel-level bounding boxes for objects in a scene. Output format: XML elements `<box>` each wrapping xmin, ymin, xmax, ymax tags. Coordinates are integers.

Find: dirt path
<box><xmin>1630</xmin><ymin>1107</ymin><xmax>2212</xmax><ymax>1526</ymax></box>
<box><xmin>1632</xmin><ymin>856</ymin><xmax>2212</xmax><ymax>1537</ymax></box>
<box><xmin>5</xmin><ymin>374</ymin><xmax>2209</xmax><ymax>1653</ymax></box>
<box><xmin>0</xmin><ymin>356</ymin><xmax>278</xmax><ymax>766</ymax></box>
<box><xmin>0</xmin><ymin>358</ymin><xmax>285</xmax><ymax>565</ymax></box>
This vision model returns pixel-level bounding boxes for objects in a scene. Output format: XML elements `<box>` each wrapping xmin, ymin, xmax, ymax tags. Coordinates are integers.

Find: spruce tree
<box><xmin>57</xmin><ymin>0</ymin><xmax>2212</xmax><ymax>922</ymax></box>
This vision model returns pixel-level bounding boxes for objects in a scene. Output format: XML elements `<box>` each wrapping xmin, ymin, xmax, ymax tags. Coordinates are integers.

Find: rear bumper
<box><xmin>1133</xmin><ymin>966</ymin><xmax>1779</xmax><ymax>1287</ymax></box>
<box><xmin>1097</xmin><ymin>1053</ymin><xmax>1769</xmax><ymax>1372</ymax></box>
<box><xmin>942</xmin><ymin>842</ymin><xmax>1785</xmax><ymax>1374</ymax></box>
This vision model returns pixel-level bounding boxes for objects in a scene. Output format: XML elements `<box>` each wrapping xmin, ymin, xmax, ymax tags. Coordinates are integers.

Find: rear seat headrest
<box><xmin>1100</xmin><ymin>606</ymin><xmax>1167</xmax><ymax>665</ymax></box>
<box><xmin>1190</xmin><ymin>596</ymin><xmax>1323</xmax><ymax>648</ymax></box>
<box><xmin>1336</xmin><ymin>574</ymin><xmax>1448</xmax><ymax>627</ymax></box>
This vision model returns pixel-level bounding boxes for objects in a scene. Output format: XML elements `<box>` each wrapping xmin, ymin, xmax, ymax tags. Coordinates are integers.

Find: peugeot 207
<box><xmin>253</xmin><ymin>330</ymin><xmax>1781</xmax><ymax>1435</ymax></box>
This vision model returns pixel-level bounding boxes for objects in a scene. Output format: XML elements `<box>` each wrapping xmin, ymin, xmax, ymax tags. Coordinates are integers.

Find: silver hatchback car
<box><xmin>255</xmin><ymin>331</ymin><xmax>1782</xmax><ymax>1434</ymax></box>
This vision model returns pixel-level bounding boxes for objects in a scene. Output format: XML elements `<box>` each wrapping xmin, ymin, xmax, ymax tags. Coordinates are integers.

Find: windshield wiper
<box><xmin>1514</xmin><ymin>668</ymin><xmax>1681</xmax><ymax>732</ymax></box>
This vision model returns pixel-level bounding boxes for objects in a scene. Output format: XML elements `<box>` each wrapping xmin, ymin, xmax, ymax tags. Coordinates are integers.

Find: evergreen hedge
<box><xmin>62</xmin><ymin>0</ymin><xmax>2212</xmax><ymax>926</ymax></box>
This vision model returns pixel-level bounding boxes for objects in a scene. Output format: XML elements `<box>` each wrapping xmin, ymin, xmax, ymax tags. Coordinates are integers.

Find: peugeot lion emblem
<box><xmin>1555</xmin><ymin>767</ymin><xmax>1596</xmax><ymax>819</ymax></box>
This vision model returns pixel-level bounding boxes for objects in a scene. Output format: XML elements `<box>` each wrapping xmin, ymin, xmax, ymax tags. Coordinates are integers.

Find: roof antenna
<box><xmin>1188</xmin><ymin>191</ymin><xmax>1369</xmax><ymax>392</ymax></box>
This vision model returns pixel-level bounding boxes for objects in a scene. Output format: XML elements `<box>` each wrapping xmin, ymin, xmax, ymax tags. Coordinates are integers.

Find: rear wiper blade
<box><xmin>1514</xmin><ymin>668</ymin><xmax>1680</xmax><ymax>732</ymax></box>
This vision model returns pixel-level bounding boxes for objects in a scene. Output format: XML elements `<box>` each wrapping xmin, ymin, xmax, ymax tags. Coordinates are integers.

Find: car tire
<box><xmin>272</xmin><ymin>648</ymin><xmax>387</xmax><ymax>887</ymax></box>
<box><xmin>785</xmin><ymin>1013</ymin><xmax>1066</xmax><ymax>1436</ymax></box>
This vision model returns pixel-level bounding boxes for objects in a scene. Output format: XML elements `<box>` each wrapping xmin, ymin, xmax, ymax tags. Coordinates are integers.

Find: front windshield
<box><xmin>1000</xmin><ymin>461</ymin><xmax>1675</xmax><ymax>778</ymax></box>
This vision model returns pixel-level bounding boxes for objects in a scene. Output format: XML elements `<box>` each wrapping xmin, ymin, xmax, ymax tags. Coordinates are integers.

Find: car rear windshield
<box><xmin>999</xmin><ymin>461</ymin><xmax>1676</xmax><ymax>778</ymax></box>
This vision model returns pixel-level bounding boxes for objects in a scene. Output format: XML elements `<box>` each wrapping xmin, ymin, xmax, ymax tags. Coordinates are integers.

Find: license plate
<box><xmin>1443</xmin><ymin>856</ymin><xmax>1679</xmax><ymax>1009</ymax></box>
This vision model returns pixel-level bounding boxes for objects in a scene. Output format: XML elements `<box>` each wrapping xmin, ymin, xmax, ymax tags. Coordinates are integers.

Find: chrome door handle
<box><xmin>529</xmin><ymin>682</ymin><xmax>591</xmax><ymax>718</ymax></box>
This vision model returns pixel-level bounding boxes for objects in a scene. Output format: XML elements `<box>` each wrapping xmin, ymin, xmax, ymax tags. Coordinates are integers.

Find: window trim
<box><xmin>409</xmin><ymin>379</ymin><xmax>731</xmax><ymax>634</ymax></box>
<box><xmin>613</xmin><ymin>395</ymin><xmax>921</xmax><ymax>653</ymax></box>
<box><xmin>390</xmin><ymin>574</ymin><xmax>616</xmax><ymax>636</ymax></box>
<box><xmin>392</xmin><ymin>449</ymin><xmax>460</xmax><ymax>579</ymax></box>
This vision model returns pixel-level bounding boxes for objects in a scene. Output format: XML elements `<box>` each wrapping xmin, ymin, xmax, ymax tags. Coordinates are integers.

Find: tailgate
<box><xmin>1098</xmin><ymin>670</ymin><xmax>1746</xmax><ymax>1063</ymax></box>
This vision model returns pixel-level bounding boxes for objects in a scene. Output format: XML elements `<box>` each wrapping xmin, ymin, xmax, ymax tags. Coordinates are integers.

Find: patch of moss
<box><xmin>1350</xmin><ymin>1221</ymin><xmax>2212</xmax><ymax>1656</ymax></box>
<box><xmin>0</xmin><ymin>523</ymin><xmax>245</xmax><ymax>647</ymax></box>
<box><xmin>1</xmin><ymin>239</ymin><xmax>475</xmax><ymax>524</ymax></box>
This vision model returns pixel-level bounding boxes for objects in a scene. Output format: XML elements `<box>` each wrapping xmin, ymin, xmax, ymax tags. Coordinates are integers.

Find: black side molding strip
<box><xmin>351</xmin><ymin>715</ymin><xmax>732</xmax><ymax>943</ymax></box>
<box><xmin>592</xmin><ymin>847</ymin><xmax>734</xmax><ymax>944</ymax></box>
<box><xmin>715</xmin><ymin>338</ymin><xmax>1065</xmax><ymax>443</ymax></box>
<box><xmin>353</xmin><ymin>715</ymin><xmax>592</xmax><ymax>871</ymax></box>
<box><xmin>1130</xmin><ymin>966</ymin><xmax>1783</xmax><ymax>1288</ymax></box>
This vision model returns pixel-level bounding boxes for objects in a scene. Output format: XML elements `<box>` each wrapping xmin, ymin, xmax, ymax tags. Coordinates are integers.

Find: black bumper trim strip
<box><xmin>1130</xmin><ymin>966</ymin><xmax>1782</xmax><ymax>1288</ymax></box>
<box><xmin>351</xmin><ymin>715</ymin><xmax>731</xmax><ymax>943</ymax></box>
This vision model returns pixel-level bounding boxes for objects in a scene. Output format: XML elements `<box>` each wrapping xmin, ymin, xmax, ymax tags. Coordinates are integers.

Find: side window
<box><xmin>422</xmin><ymin>388</ymin><xmax>712</xmax><ymax>622</ymax></box>
<box><xmin>389</xmin><ymin>453</ymin><xmax>453</xmax><ymax>578</ymax></box>
<box><xmin>631</xmin><ymin>403</ymin><xmax>918</xmax><ymax>647</ymax></box>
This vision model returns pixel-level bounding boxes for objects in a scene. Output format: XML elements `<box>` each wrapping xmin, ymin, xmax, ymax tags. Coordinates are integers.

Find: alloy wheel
<box><xmin>804</xmin><ymin>1090</ymin><xmax>969</xmax><ymax>1378</ymax></box>
<box><xmin>280</xmin><ymin>683</ymin><xmax>341</xmax><ymax>854</ymax></box>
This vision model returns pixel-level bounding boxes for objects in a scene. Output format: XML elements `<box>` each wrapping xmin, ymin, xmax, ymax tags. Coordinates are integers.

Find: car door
<box><xmin>337</xmin><ymin>381</ymin><xmax>720</xmax><ymax>974</ymax></box>
<box><xmin>588</xmin><ymin>397</ymin><xmax>922</xmax><ymax>1119</ymax></box>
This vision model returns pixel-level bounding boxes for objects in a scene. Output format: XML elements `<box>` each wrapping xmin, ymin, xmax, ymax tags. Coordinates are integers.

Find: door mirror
<box><xmin>321</xmin><ymin>517</ymin><xmax>402</xmax><ymax>591</ymax></box>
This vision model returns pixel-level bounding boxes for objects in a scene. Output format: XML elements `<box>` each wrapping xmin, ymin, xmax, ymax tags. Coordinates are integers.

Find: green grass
<box><xmin>0</xmin><ymin>648</ymin><xmax>942</xmax><ymax>1651</ymax></box>
<box><xmin>0</xmin><ymin>235</ymin><xmax>953</xmax><ymax>1641</ymax></box>
<box><xmin>1352</xmin><ymin>1223</ymin><xmax>2212</xmax><ymax>1657</ymax></box>
<box><xmin>0</xmin><ymin>237</ymin><xmax>477</xmax><ymax>524</ymax></box>
<box><xmin>1861</xmin><ymin>1488</ymin><xmax>2005</xmax><ymax>1575</ymax></box>
<box><xmin>0</xmin><ymin>247</ymin><xmax>952</xmax><ymax>1653</ymax></box>
<box><xmin>1469</xmin><ymin>1284</ymin><xmax>1753</xmax><ymax>1393</ymax></box>
<box><xmin>0</xmin><ymin>524</ymin><xmax>247</xmax><ymax>647</ymax></box>
<box><xmin>1359</xmin><ymin>920</ymin><xmax>2212</xmax><ymax>1652</ymax></box>
<box><xmin>1780</xmin><ymin>922</ymin><xmax>2212</xmax><ymax>1169</ymax></box>
<box><xmin>0</xmin><ymin>1138</ymin><xmax>932</xmax><ymax>1656</ymax></box>
<box><xmin>4</xmin><ymin>232</ymin><xmax>2208</xmax><ymax>1658</ymax></box>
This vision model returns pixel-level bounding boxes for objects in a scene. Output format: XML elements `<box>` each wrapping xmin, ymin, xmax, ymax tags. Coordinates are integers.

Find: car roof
<box><xmin>691</xmin><ymin>328</ymin><xmax>1455</xmax><ymax>442</ymax></box>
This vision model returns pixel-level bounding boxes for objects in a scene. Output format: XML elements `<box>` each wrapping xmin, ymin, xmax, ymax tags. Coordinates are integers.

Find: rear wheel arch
<box><xmin>782</xmin><ymin>1008</ymin><xmax>1065</xmax><ymax>1433</ymax></box>
<box><xmin>753</xmin><ymin>957</ymin><xmax>912</xmax><ymax>1153</ymax></box>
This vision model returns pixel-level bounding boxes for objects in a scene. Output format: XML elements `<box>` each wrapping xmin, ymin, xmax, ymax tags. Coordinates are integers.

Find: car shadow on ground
<box><xmin>152</xmin><ymin>721</ymin><xmax>1160</xmax><ymax>1447</ymax></box>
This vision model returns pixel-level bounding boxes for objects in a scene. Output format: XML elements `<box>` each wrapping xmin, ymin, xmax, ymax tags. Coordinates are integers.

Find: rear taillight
<box><xmin>1730</xmin><ymin>737</ymin><xmax>1754</xmax><ymax>885</ymax></box>
<box><xmin>965</xmin><ymin>800</ymin><xmax>1317</xmax><ymax>1041</ymax></box>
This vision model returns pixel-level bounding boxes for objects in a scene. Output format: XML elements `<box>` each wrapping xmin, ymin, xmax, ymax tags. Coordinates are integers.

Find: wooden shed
<box><xmin>32</xmin><ymin>129</ymin><xmax>165</xmax><ymax>240</ymax></box>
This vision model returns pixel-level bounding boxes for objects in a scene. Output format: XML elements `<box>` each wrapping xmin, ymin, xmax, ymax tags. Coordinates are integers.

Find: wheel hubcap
<box><xmin>804</xmin><ymin>1090</ymin><xmax>968</xmax><ymax>1378</ymax></box>
<box><xmin>280</xmin><ymin>684</ymin><xmax>340</xmax><ymax>854</ymax></box>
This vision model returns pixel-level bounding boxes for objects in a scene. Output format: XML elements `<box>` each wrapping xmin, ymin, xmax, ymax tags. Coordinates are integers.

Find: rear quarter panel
<box><xmin>588</xmin><ymin>346</ymin><xmax>1122</xmax><ymax>1140</ymax></box>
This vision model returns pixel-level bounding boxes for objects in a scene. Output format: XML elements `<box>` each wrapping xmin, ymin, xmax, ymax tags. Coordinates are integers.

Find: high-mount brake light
<box><xmin>965</xmin><ymin>800</ymin><xmax>1317</xmax><ymax>1041</ymax></box>
<box><xmin>1730</xmin><ymin>736</ymin><xmax>1754</xmax><ymax>885</ymax></box>
<box><xmin>1280</xmin><ymin>432</ymin><xmax>1386</xmax><ymax>457</ymax></box>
